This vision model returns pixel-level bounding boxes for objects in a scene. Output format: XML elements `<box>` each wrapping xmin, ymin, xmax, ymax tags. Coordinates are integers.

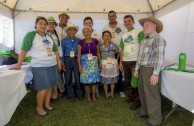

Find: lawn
<box><xmin>9</xmin><ymin>87</ymin><xmax>193</xmax><ymax>126</ymax></box>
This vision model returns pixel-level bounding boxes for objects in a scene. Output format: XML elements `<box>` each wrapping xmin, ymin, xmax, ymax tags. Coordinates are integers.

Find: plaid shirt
<box><xmin>135</xmin><ymin>32</ymin><xmax>166</xmax><ymax>75</ymax></box>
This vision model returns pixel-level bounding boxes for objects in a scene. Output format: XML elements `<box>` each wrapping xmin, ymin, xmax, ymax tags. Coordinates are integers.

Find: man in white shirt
<box><xmin>55</xmin><ymin>12</ymin><xmax>70</xmax><ymax>97</ymax></box>
<box><xmin>103</xmin><ymin>10</ymin><xmax>126</xmax><ymax>97</ymax></box>
<box><xmin>76</xmin><ymin>16</ymin><xmax>102</xmax><ymax>43</ymax></box>
<box><xmin>103</xmin><ymin>10</ymin><xmax>126</xmax><ymax>47</ymax></box>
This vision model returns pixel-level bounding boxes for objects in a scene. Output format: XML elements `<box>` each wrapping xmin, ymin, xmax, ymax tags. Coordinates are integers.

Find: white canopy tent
<box><xmin>0</xmin><ymin>0</ymin><xmax>194</xmax><ymax>63</ymax></box>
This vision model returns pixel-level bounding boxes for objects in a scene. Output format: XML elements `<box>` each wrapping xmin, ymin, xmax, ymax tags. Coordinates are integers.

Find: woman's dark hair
<box><xmin>54</xmin><ymin>29</ymin><xmax>60</xmax><ymax>46</ymax></box>
<box><xmin>102</xmin><ymin>30</ymin><xmax>112</xmax><ymax>38</ymax></box>
<box><xmin>83</xmin><ymin>16</ymin><xmax>93</xmax><ymax>24</ymax></box>
<box><xmin>34</xmin><ymin>16</ymin><xmax>48</xmax><ymax>29</ymax></box>
<box><xmin>124</xmin><ymin>15</ymin><xmax>134</xmax><ymax>22</ymax></box>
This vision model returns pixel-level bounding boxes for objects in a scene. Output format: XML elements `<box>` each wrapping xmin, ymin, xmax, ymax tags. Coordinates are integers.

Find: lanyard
<box><xmin>107</xmin><ymin>45</ymin><xmax>110</xmax><ymax>54</ymax></box>
<box><xmin>88</xmin><ymin>44</ymin><xmax>91</xmax><ymax>53</ymax></box>
<box><xmin>71</xmin><ymin>41</ymin><xmax>74</xmax><ymax>51</ymax></box>
<box><xmin>70</xmin><ymin>37</ymin><xmax>75</xmax><ymax>51</ymax></box>
<box><xmin>37</xmin><ymin>31</ymin><xmax>50</xmax><ymax>45</ymax></box>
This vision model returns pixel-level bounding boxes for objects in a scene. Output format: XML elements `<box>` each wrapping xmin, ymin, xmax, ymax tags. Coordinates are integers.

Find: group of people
<box><xmin>11</xmin><ymin>10</ymin><xmax>166</xmax><ymax>126</ymax></box>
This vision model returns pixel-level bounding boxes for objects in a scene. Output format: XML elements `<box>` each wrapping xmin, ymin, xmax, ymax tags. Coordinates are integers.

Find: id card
<box><xmin>46</xmin><ymin>46</ymin><xmax>52</xmax><ymax>56</ymax></box>
<box><xmin>70</xmin><ymin>51</ymin><xmax>75</xmax><ymax>58</ymax></box>
<box><xmin>111</xmin><ymin>31</ymin><xmax>116</xmax><ymax>38</ymax></box>
<box><xmin>88</xmin><ymin>53</ymin><xmax>93</xmax><ymax>60</ymax></box>
<box><xmin>60</xmin><ymin>34</ymin><xmax>66</xmax><ymax>39</ymax></box>
<box><xmin>107</xmin><ymin>57</ymin><xmax>112</xmax><ymax>64</ymax></box>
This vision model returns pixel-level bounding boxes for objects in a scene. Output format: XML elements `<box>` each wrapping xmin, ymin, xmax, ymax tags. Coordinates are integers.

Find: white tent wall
<box><xmin>14</xmin><ymin>12</ymin><xmax>148</xmax><ymax>53</ymax></box>
<box><xmin>0</xmin><ymin>4</ymin><xmax>12</xmax><ymax>18</ymax></box>
<box><xmin>156</xmin><ymin>0</ymin><xmax>194</xmax><ymax>63</ymax></box>
<box><xmin>1</xmin><ymin>0</ymin><xmax>194</xmax><ymax>63</ymax></box>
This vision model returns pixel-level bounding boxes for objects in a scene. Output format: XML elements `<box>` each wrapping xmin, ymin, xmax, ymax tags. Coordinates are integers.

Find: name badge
<box><xmin>111</xmin><ymin>31</ymin><xmax>116</xmax><ymax>38</ymax></box>
<box><xmin>107</xmin><ymin>57</ymin><xmax>112</xmax><ymax>64</ymax></box>
<box><xmin>88</xmin><ymin>53</ymin><xmax>93</xmax><ymax>60</ymax></box>
<box><xmin>70</xmin><ymin>51</ymin><xmax>75</xmax><ymax>58</ymax></box>
<box><xmin>46</xmin><ymin>46</ymin><xmax>52</xmax><ymax>56</ymax></box>
<box><xmin>60</xmin><ymin>34</ymin><xmax>66</xmax><ymax>39</ymax></box>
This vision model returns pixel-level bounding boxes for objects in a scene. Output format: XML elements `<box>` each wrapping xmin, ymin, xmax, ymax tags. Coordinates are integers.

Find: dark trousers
<box><xmin>64</xmin><ymin>57</ymin><xmax>82</xmax><ymax>98</ymax></box>
<box><xmin>122</xmin><ymin>61</ymin><xmax>140</xmax><ymax>103</ymax></box>
<box><xmin>115</xmin><ymin>70</ymin><xmax>123</xmax><ymax>92</ymax></box>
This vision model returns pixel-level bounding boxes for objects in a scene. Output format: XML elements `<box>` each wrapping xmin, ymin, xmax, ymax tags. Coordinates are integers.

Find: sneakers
<box><xmin>119</xmin><ymin>92</ymin><xmax>125</xmax><ymax>97</ymax></box>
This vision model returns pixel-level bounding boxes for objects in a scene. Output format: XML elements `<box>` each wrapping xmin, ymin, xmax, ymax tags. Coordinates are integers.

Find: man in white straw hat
<box><xmin>61</xmin><ymin>23</ymin><xmax>82</xmax><ymax>99</ymax></box>
<box><xmin>134</xmin><ymin>16</ymin><xmax>166</xmax><ymax>126</ymax></box>
<box><xmin>55</xmin><ymin>11</ymin><xmax>70</xmax><ymax>97</ymax></box>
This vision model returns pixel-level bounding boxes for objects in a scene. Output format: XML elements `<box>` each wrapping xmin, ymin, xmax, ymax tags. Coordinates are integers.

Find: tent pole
<box><xmin>12</xmin><ymin>0</ymin><xmax>19</xmax><ymax>51</ymax></box>
<box><xmin>13</xmin><ymin>0</ymin><xmax>19</xmax><ymax>11</ymax></box>
<box><xmin>0</xmin><ymin>1</ymin><xmax>12</xmax><ymax>10</ymax></box>
<box><xmin>12</xmin><ymin>10</ymin><xmax>16</xmax><ymax>51</ymax></box>
<box><xmin>147</xmin><ymin>0</ymin><xmax>155</xmax><ymax>16</ymax></box>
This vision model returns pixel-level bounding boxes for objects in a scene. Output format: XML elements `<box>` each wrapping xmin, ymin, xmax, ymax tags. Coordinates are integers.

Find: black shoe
<box><xmin>125</xmin><ymin>98</ymin><xmax>134</xmax><ymax>103</ymax></box>
<box><xmin>136</xmin><ymin>113</ymin><xmax>149</xmax><ymax>118</ymax></box>
<box><xmin>58</xmin><ymin>92</ymin><xmax>65</xmax><ymax>97</ymax></box>
<box><xmin>145</xmin><ymin>123</ymin><xmax>160</xmax><ymax>126</ymax></box>
<box><xmin>50</xmin><ymin>98</ymin><xmax>58</xmax><ymax>103</ymax></box>
<box><xmin>34</xmin><ymin>110</ymin><xmax>49</xmax><ymax>117</ymax></box>
<box><xmin>129</xmin><ymin>103</ymin><xmax>140</xmax><ymax>110</ymax></box>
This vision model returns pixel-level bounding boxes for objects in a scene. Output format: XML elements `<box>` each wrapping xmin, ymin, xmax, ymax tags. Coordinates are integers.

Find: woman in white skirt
<box><xmin>100</xmin><ymin>31</ymin><xmax>119</xmax><ymax>99</ymax></box>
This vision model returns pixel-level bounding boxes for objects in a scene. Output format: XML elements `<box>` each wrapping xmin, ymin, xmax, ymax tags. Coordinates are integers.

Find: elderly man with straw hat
<box><xmin>61</xmin><ymin>23</ymin><xmax>82</xmax><ymax>99</ymax></box>
<box><xmin>134</xmin><ymin>16</ymin><xmax>166</xmax><ymax>126</ymax></box>
<box><xmin>55</xmin><ymin>12</ymin><xmax>70</xmax><ymax>97</ymax></box>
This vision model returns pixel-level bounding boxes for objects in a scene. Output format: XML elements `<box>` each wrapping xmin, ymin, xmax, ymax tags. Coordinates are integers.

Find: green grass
<box><xmin>9</xmin><ymin>88</ymin><xmax>193</xmax><ymax>126</ymax></box>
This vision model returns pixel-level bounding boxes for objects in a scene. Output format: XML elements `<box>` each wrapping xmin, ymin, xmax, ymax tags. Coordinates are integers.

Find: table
<box><xmin>0</xmin><ymin>63</ymin><xmax>33</xmax><ymax>84</ymax></box>
<box><xmin>0</xmin><ymin>70</ymin><xmax>27</xmax><ymax>126</ymax></box>
<box><xmin>161</xmin><ymin>69</ymin><xmax>194</xmax><ymax>125</ymax></box>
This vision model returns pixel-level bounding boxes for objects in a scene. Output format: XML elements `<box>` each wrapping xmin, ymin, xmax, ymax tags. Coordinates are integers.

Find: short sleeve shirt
<box><xmin>78</xmin><ymin>38</ymin><xmax>99</xmax><ymax>56</ymax></box>
<box><xmin>21</xmin><ymin>31</ymin><xmax>58</xmax><ymax>67</ymax></box>
<box><xmin>100</xmin><ymin>43</ymin><xmax>119</xmax><ymax>60</ymax></box>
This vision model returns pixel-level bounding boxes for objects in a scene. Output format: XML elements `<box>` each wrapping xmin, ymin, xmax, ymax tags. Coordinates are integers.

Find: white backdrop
<box><xmin>158</xmin><ymin>1</ymin><xmax>194</xmax><ymax>62</ymax></box>
<box><xmin>11</xmin><ymin>0</ymin><xmax>194</xmax><ymax>63</ymax></box>
<box><xmin>14</xmin><ymin>12</ymin><xmax>147</xmax><ymax>54</ymax></box>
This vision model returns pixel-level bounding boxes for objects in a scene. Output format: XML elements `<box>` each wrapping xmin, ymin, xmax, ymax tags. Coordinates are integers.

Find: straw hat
<box><xmin>139</xmin><ymin>16</ymin><xmax>163</xmax><ymax>33</ymax></box>
<box><xmin>58</xmin><ymin>12</ymin><xmax>70</xmax><ymax>19</ymax></box>
<box><xmin>47</xmin><ymin>16</ymin><xmax>58</xmax><ymax>26</ymax></box>
<box><xmin>64</xmin><ymin>23</ymin><xmax>79</xmax><ymax>32</ymax></box>
<box><xmin>82</xmin><ymin>26</ymin><xmax>92</xmax><ymax>32</ymax></box>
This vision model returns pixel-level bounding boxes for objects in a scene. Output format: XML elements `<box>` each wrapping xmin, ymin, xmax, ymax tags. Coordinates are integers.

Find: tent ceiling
<box><xmin>1</xmin><ymin>0</ymin><xmax>174</xmax><ymax>13</ymax></box>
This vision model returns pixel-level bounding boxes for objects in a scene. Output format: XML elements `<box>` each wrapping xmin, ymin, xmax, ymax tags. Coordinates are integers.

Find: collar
<box><xmin>145</xmin><ymin>31</ymin><xmax>157</xmax><ymax>39</ymax></box>
<box><xmin>108</xmin><ymin>21</ymin><xmax>118</xmax><ymax>28</ymax></box>
<box><xmin>59</xmin><ymin>23</ymin><xmax>67</xmax><ymax>28</ymax></box>
<box><xmin>68</xmin><ymin>36</ymin><xmax>77</xmax><ymax>41</ymax></box>
<box><xmin>128</xmin><ymin>28</ymin><xmax>134</xmax><ymax>32</ymax></box>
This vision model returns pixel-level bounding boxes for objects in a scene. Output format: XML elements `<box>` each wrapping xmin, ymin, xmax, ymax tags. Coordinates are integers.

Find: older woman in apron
<box><xmin>100</xmin><ymin>31</ymin><xmax>119</xmax><ymax>99</ymax></box>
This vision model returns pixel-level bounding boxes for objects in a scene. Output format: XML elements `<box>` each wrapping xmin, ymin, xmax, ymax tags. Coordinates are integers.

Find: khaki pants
<box><xmin>138</xmin><ymin>66</ymin><xmax>162</xmax><ymax>125</ymax></box>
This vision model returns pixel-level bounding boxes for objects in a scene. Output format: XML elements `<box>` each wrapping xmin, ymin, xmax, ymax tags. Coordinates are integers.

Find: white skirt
<box><xmin>100</xmin><ymin>59</ymin><xmax>119</xmax><ymax>78</ymax></box>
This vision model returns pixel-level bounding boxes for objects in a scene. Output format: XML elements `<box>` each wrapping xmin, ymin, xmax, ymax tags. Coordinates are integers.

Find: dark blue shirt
<box><xmin>61</xmin><ymin>36</ymin><xmax>79</xmax><ymax>63</ymax></box>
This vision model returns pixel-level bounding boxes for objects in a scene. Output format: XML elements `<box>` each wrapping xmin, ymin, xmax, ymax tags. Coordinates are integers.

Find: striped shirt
<box><xmin>135</xmin><ymin>32</ymin><xmax>166</xmax><ymax>75</ymax></box>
